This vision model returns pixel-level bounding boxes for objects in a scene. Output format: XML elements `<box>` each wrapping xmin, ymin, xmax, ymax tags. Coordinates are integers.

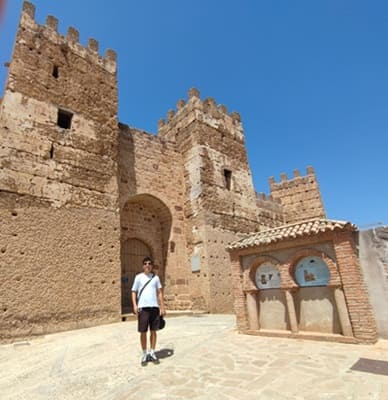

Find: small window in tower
<box><xmin>57</xmin><ymin>109</ymin><xmax>73</xmax><ymax>130</ymax></box>
<box><xmin>224</xmin><ymin>169</ymin><xmax>232</xmax><ymax>190</ymax></box>
<box><xmin>52</xmin><ymin>65</ymin><xmax>59</xmax><ymax>79</ymax></box>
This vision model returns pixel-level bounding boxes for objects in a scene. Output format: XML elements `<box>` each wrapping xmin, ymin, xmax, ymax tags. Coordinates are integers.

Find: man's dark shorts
<box><xmin>138</xmin><ymin>307</ymin><xmax>160</xmax><ymax>332</ymax></box>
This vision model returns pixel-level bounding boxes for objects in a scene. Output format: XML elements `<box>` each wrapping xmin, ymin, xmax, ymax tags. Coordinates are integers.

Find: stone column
<box><xmin>231</xmin><ymin>252</ymin><xmax>249</xmax><ymax>332</ymax></box>
<box><xmin>334</xmin><ymin>287</ymin><xmax>354</xmax><ymax>337</ymax></box>
<box><xmin>285</xmin><ymin>290</ymin><xmax>298</xmax><ymax>333</ymax></box>
<box><xmin>246</xmin><ymin>291</ymin><xmax>260</xmax><ymax>330</ymax></box>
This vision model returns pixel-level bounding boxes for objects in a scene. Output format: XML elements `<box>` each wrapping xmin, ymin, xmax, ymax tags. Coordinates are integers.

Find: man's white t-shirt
<box><xmin>131</xmin><ymin>273</ymin><xmax>162</xmax><ymax>308</ymax></box>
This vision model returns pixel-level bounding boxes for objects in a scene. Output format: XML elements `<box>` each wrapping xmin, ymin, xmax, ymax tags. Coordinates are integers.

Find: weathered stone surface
<box><xmin>359</xmin><ymin>227</ymin><xmax>388</xmax><ymax>339</ymax></box>
<box><xmin>0</xmin><ymin>192</ymin><xmax>121</xmax><ymax>341</ymax></box>
<box><xmin>0</xmin><ymin>3</ymin><xmax>120</xmax><ymax>341</ymax></box>
<box><xmin>0</xmin><ymin>2</ymin><xmax>332</xmax><ymax>340</ymax></box>
<box><xmin>269</xmin><ymin>167</ymin><xmax>326</xmax><ymax>223</ymax></box>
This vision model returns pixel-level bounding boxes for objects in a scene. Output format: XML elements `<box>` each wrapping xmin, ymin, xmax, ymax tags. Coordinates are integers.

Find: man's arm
<box><xmin>158</xmin><ymin>288</ymin><xmax>166</xmax><ymax>316</ymax></box>
<box><xmin>132</xmin><ymin>291</ymin><xmax>139</xmax><ymax>315</ymax></box>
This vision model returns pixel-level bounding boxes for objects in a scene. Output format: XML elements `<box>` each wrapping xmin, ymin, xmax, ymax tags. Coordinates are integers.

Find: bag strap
<box><xmin>137</xmin><ymin>274</ymin><xmax>155</xmax><ymax>302</ymax></box>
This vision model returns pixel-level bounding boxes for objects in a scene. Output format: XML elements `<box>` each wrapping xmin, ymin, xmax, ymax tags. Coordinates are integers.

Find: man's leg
<box><xmin>148</xmin><ymin>308</ymin><xmax>160</xmax><ymax>364</ymax></box>
<box><xmin>150</xmin><ymin>330</ymin><xmax>157</xmax><ymax>350</ymax></box>
<box><xmin>140</xmin><ymin>332</ymin><xmax>147</xmax><ymax>351</ymax></box>
<box><xmin>148</xmin><ymin>330</ymin><xmax>159</xmax><ymax>363</ymax></box>
<box><xmin>140</xmin><ymin>332</ymin><xmax>148</xmax><ymax>366</ymax></box>
<box><xmin>138</xmin><ymin>310</ymin><xmax>149</xmax><ymax>366</ymax></box>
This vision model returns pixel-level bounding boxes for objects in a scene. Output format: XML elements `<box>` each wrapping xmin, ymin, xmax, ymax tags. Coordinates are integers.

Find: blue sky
<box><xmin>1</xmin><ymin>0</ymin><xmax>387</xmax><ymax>227</ymax></box>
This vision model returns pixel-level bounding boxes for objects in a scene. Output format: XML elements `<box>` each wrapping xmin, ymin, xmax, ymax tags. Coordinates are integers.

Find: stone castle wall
<box><xmin>0</xmin><ymin>2</ymin><xmax>121</xmax><ymax>340</ymax></box>
<box><xmin>0</xmin><ymin>1</ymin><xmax>330</xmax><ymax>340</ymax></box>
<box><xmin>158</xmin><ymin>89</ymin><xmax>263</xmax><ymax>312</ymax></box>
<box><xmin>359</xmin><ymin>227</ymin><xmax>388</xmax><ymax>338</ymax></box>
<box><xmin>269</xmin><ymin>167</ymin><xmax>326</xmax><ymax>224</ymax></box>
<box><xmin>256</xmin><ymin>193</ymin><xmax>285</xmax><ymax>228</ymax></box>
<box><xmin>118</xmin><ymin>125</ymin><xmax>193</xmax><ymax>310</ymax></box>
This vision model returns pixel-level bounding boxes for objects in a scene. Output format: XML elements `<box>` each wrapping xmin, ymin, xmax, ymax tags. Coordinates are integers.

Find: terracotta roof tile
<box><xmin>227</xmin><ymin>219</ymin><xmax>356</xmax><ymax>250</ymax></box>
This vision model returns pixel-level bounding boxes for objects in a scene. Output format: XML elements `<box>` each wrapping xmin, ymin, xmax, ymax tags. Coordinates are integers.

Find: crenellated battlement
<box><xmin>256</xmin><ymin>192</ymin><xmax>280</xmax><ymax>204</ymax></box>
<box><xmin>157</xmin><ymin>87</ymin><xmax>244</xmax><ymax>143</ymax></box>
<box><xmin>268</xmin><ymin>166</ymin><xmax>326</xmax><ymax>224</ymax></box>
<box><xmin>256</xmin><ymin>192</ymin><xmax>285</xmax><ymax>228</ymax></box>
<box><xmin>269</xmin><ymin>166</ymin><xmax>316</xmax><ymax>188</ymax></box>
<box><xmin>20</xmin><ymin>1</ymin><xmax>117</xmax><ymax>74</ymax></box>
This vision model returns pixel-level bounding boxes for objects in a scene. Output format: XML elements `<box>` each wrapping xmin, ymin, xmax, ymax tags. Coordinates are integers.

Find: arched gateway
<box><xmin>120</xmin><ymin>194</ymin><xmax>172</xmax><ymax>313</ymax></box>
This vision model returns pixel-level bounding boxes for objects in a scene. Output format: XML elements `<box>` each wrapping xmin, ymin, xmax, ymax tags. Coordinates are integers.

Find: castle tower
<box><xmin>0</xmin><ymin>2</ymin><xmax>121</xmax><ymax>340</ymax></box>
<box><xmin>158</xmin><ymin>88</ymin><xmax>260</xmax><ymax>312</ymax></box>
<box><xmin>269</xmin><ymin>167</ymin><xmax>326</xmax><ymax>224</ymax></box>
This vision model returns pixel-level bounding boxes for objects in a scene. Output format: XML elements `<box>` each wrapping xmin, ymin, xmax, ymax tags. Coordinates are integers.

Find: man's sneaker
<box><xmin>148</xmin><ymin>352</ymin><xmax>160</xmax><ymax>364</ymax></box>
<box><xmin>141</xmin><ymin>353</ymin><xmax>148</xmax><ymax>366</ymax></box>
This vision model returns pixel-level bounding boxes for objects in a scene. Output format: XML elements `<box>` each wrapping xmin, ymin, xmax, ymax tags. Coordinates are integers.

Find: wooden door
<box><xmin>121</xmin><ymin>239</ymin><xmax>152</xmax><ymax>313</ymax></box>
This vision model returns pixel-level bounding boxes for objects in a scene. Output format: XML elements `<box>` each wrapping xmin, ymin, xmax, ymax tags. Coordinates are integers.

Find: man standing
<box><xmin>131</xmin><ymin>257</ymin><xmax>166</xmax><ymax>366</ymax></box>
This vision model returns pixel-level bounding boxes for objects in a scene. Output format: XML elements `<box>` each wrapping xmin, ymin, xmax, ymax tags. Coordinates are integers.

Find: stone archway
<box><xmin>287</xmin><ymin>251</ymin><xmax>341</xmax><ymax>334</ymax></box>
<box><xmin>121</xmin><ymin>238</ymin><xmax>153</xmax><ymax>312</ymax></box>
<box><xmin>120</xmin><ymin>194</ymin><xmax>172</xmax><ymax>313</ymax></box>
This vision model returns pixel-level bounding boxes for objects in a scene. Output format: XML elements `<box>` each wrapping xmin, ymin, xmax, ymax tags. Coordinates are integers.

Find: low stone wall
<box><xmin>358</xmin><ymin>227</ymin><xmax>388</xmax><ymax>339</ymax></box>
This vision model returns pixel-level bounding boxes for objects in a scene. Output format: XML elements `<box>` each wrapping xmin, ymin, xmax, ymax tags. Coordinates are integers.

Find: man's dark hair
<box><xmin>143</xmin><ymin>256</ymin><xmax>152</xmax><ymax>264</ymax></box>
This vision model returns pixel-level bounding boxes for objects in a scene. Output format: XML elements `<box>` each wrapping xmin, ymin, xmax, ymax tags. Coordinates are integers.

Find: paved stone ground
<box><xmin>1</xmin><ymin>315</ymin><xmax>388</xmax><ymax>400</ymax></box>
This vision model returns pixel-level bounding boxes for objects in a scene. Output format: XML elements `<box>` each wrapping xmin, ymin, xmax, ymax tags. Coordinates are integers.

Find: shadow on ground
<box><xmin>155</xmin><ymin>348</ymin><xmax>174</xmax><ymax>359</ymax></box>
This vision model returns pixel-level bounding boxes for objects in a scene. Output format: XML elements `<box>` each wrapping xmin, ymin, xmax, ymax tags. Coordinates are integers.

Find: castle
<box><xmin>1</xmin><ymin>2</ymin><xmax>385</xmax><ymax>343</ymax></box>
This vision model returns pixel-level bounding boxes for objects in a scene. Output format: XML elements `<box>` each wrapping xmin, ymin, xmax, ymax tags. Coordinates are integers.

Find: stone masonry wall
<box><xmin>0</xmin><ymin>192</ymin><xmax>120</xmax><ymax>341</ymax></box>
<box><xmin>269</xmin><ymin>167</ymin><xmax>325</xmax><ymax>224</ymax></box>
<box><xmin>256</xmin><ymin>192</ymin><xmax>285</xmax><ymax>228</ymax></box>
<box><xmin>358</xmin><ymin>227</ymin><xmax>388</xmax><ymax>338</ymax></box>
<box><xmin>158</xmin><ymin>89</ymin><xmax>262</xmax><ymax>312</ymax></box>
<box><xmin>333</xmin><ymin>230</ymin><xmax>377</xmax><ymax>343</ymax></box>
<box><xmin>121</xmin><ymin>201</ymin><xmax>166</xmax><ymax>278</ymax></box>
<box><xmin>1</xmin><ymin>2</ymin><xmax>332</xmax><ymax>339</ymax></box>
<box><xmin>1</xmin><ymin>2</ymin><xmax>118</xmax><ymax>209</ymax></box>
<box><xmin>0</xmin><ymin>3</ymin><xmax>121</xmax><ymax>340</ymax></box>
<box><xmin>118</xmin><ymin>125</ymin><xmax>193</xmax><ymax>310</ymax></box>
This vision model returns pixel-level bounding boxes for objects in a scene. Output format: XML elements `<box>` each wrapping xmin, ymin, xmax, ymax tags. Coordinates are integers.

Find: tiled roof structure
<box><xmin>227</xmin><ymin>219</ymin><xmax>356</xmax><ymax>250</ymax></box>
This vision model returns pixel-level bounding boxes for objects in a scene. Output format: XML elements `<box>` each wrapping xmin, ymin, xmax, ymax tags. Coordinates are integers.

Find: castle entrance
<box><xmin>121</xmin><ymin>239</ymin><xmax>152</xmax><ymax>313</ymax></box>
<box><xmin>120</xmin><ymin>194</ymin><xmax>172</xmax><ymax>314</ymax></box>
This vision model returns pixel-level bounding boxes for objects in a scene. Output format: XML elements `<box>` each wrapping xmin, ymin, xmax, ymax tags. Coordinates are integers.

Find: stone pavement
<box><xmin>1</xmin><ymin>314</ymin><xmax>388</xmax><ymax>400</ymax></box>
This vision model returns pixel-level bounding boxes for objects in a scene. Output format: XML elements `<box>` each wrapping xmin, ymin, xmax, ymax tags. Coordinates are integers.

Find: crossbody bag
<box><xmin>137</xmin><ymin>274</ymin><xmax>155</xmax><ymax>303</ymax></box>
